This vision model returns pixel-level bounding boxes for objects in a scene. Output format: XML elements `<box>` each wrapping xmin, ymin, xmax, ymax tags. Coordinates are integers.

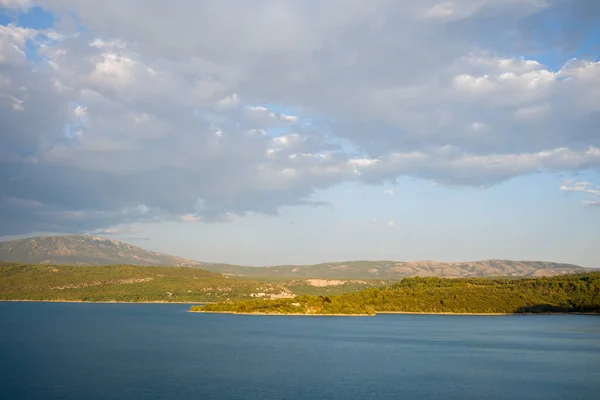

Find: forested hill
<box><xmin>0</xmin><ymin>263</ymin><xmax>385</xmax><ymax>302</ymax></box>
<box><xmin>203</xmin><ymin>260</ymin><xmax>589</xmax><ymax>279</ymax></box>
<box><xmin>195</xmin><ymin>272</ymin><xmax>600</xmax><ymax>315</ymax></box>
<box><xmin>0</xmin><ymin>235</ymin><xmax>202</xmax><ymax>266</ymax></box>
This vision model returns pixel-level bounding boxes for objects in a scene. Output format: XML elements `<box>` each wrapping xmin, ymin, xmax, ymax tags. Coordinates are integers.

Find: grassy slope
<box><xmin>0</xmin><ymin>263</ymin><xmax>386</xmax><ymax>302</ymax></box>
<box><xmin>196</xmin><ymin>273</ymin><xmax>600</xmax><ymax>315</ymax></box>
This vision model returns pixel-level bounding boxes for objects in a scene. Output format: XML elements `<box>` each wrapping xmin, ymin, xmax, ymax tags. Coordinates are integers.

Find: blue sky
<box><xmin>520</xmin><ymin>3</ymin><xmax>600</xmax><ymax>70</ymax></box>
<box><xmin>0</xmin><ymin>6</ymin><xmax>52</xmax><ymax>28</ymax></box>
<box><xmin>1</xmin><ymin>1</ymin><xmax>599</xmax><ymax>267</ymax></box>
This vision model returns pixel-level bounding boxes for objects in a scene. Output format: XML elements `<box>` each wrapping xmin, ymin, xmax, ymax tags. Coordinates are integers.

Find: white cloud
<box><xmin>560</xmin><ymin>181</ymin><xmax>591</xmax><ymax>192</ymax></box>
<box><xmin>88</xmin><ymin>225</ymin><xmax>143</xmax><ymax>235</ymax></box>
<box><xmin>89</xmin><ymin>38</ymin><xmax>126</xmax><ymax>49</ymax></box>
<box><xmin>246</xmin><ymin>105</ymin><xmax>299</xmax><ymax>123</ymax></box>
<box><xmin>452</xmin><ymin>74</ymin><xmax>495</xmax><ymax>93</ymax></box>
<box><xmin>560</xmin><ymin>180</ymin><xmax>600</xmax><ymax>208</ymax></box>
<box><xmin>133</xmin><ymin>112</ymin><xmax>150</xmax><ymax>123</ymax></box>
<box><xmin>179</xmin><ymin>214</ymin><xmax>201</xmax><ymax>223</ymax></box>
<box><xmin>349</xmin><ymin>158</ymin><xmax>379</xmax><ymax>167</ymax></box>
<box><xmin>246</xmin><ymin>128</ymin><xmax>266</xmax><ymax>137</ymax></box>
<box><xmin>216</xmin><ymin>93</ymin><xmax>239</xmax><ymax>108</ymax></box>
<box><xmin>1</xmin><ymin>0</ymin><xmax>599</xmax><ymax>234</ymax></box>
<box><xmin>387</xmin><ymin>220</ymin><xmax>396</xmax><ymax>227</ymax></box>
<box><xmin>271</xmin><ymin>134</ymin><xmax>302</xmax><ymax>147</ymax></box>
<box><xmin>383</xmin><ymin>189</ymin><xmax>394</xmax><ymax>196</ymax></box>
<box><xmin>0</xmin><ymin>24</ymin><xmax>37</xmax><ymax>48</ymax></box>
<box><xmin>280</xmin><ymin>114</ymin><xmax>298</xmax><ymax>123</ymax></box>
<box><xmin>425</xmin><ymin>2</ymin><xmax>454</xmax><ymax>19</ymax></box>
<box><xmin>91</xmin><ymin>52</ymin><xmax>139</xmax><ymax>88</ymax></box>
<box><xmin>0</xmin><ymin>24</ymin><xmax>35</xmax><ymax>65</ymax></box>
<box><xmin>348</xmin><ymin>147</ymin><xmax>600</xmax><ymax>186</ymax></box>
<box><xmin>73</xmin><ymin>105</ymin><xmax>88</xmax><ymax>118</ymax></box>
<box><xmin>469</xmin><ymin>122</ymin><xmax>487</xmax><ymax>132</ymax></box>
<box><xmin>247</xmin><ymin>106</ymin><xmax>268</xmax><ymax>113</ymax></box>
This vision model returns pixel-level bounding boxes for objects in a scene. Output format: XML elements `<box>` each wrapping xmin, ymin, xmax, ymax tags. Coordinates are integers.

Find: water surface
<box><xmin>1</xmin><ymin>303</ymin><xmax>598</xmax><ymax>400</ymax></box>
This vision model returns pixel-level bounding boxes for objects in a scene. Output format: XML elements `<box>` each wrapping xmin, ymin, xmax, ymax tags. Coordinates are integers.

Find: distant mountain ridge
<box><xmin>202</xmin><ymin>260</ymin><xmax>590</xmax><ymax>279</ymax></box>
<box><xmin>0</xmin><ymin>235</ymin><xmax>202</xmax><ymax>267</ymax></box>
<box><xmin>0</xmin><ymin>235</ymin><xmax>591</xmax><ymax>278</ymax></box>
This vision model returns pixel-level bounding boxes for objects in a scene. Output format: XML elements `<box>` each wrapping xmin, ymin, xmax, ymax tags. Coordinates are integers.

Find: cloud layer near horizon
<box><xmin>1</xmin><ymin>0</ymin><xmax>599</xmax><ymax>234</ymax></box>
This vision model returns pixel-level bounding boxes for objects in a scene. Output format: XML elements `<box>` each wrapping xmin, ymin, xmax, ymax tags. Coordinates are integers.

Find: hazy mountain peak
<box><xmin>0</xmin><ymin>235</ymin><xmax>201</xmax><ymax>267</ymax></box>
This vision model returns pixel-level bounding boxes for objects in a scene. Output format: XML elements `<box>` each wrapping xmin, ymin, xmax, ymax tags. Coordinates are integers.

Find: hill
<box><xmin>0</xmin><ymin>263</ymin><xmax>385</xmax><ymax>302</ymax></box>
<box><xmin>195</xmin><ymin>272</ymin><xmax>600</xmax><ymax>315</ymax></box>
<box><xmin>203</xmin><ymin>260</ymin><xmax>589</xmax><ymax>279</ymax></box>
<box><xmin>0</xmin><ymin>235</ymin><xmax>202</xmax><ymax>267</ymax></box>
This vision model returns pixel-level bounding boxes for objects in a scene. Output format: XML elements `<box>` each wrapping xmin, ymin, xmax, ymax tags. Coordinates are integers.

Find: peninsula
<box><xmin>190</xmin><ymin>272</ymin><xmax>600</xmax><ymax>316</ymax></box>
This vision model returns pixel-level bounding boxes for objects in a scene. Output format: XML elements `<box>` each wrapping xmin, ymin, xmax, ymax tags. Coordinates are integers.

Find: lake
<box><xmin>0</xmin><ymin>303</ymin><xmax>598</xmax><ymax>400</ymax></box>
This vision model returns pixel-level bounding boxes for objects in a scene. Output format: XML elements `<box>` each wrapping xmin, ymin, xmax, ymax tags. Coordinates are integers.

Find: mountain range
<box><xmin>0</xmin><ymin>235</ymin><xmax>201</xmax><ymax>267</ymax></box>
<box><xmin>203</xmin><ymin>260</ymin><xmax>590</xmax><ymax>279</ymax></box>
<box><xmin>0</xmin><ymin>235</ymin><xmax>591</xmax><ymax>279</ymax></box>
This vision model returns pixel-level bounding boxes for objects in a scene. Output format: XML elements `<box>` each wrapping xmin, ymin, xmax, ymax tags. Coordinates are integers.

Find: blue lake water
<box><xmin>0</xmin><ymin>303</ymin><xmax>599</xmax><ymax>400</ymax></box>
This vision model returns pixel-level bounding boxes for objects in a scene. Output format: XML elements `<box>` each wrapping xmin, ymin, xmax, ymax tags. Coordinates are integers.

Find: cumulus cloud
<box><xmin>1</xmin><ymin>0</ymin><xmax>600</xmax><ymax>235</ymax></box>
<box><xmin>382</xmin><ymin>189</ymin><xmax>394</xmax><ymax>196</ymax></box>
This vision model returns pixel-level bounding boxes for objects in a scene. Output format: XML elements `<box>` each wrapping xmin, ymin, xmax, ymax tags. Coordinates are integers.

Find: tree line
<box><xmin>193</xmin><ymin>272</ymin><xmax>600</xmax><ymax>315</ymax></box>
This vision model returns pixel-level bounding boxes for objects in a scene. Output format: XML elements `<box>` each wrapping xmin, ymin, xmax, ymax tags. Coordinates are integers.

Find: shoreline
<box><xmin>2</xmin><ymin>301</ymin><xmax>597</xmax><ymax>315</ymax></box>
<box><xmin>0</xmin><ymin>299</ymin><xmax>216</xmax><ymax>305</ymax></box>
<box><xmin>376</xmin><ymin>311</ymin><xmax>599</xmax><ymax>316</ymax></box>
<box><xmin>376</xmin><ymin>311</ymin><xmax>510</xmax><ymax>316</ymax></box>
<box><xmin>191</xmin><ymin>311</ymin><xmax>374</xmax><ymax>317</ymax></box>
<box><xmin>191</xmin><ymin>310</ymin><xmax>599</xmax><ymax>317</ymax></box>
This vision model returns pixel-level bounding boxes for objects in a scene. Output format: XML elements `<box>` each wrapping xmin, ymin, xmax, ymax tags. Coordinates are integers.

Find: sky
<box><xmin>0</xmin><ymin>0</ymin><xmax>599</xmax><ymax>267</ymax></box>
